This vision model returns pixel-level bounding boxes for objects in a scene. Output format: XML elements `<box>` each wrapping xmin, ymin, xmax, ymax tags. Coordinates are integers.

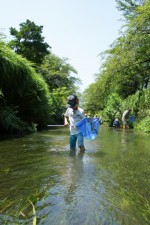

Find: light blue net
<box><xmin>76</xmin><ymin>118</ymin><xmax>100</xmax><ymax>141</ymax></box>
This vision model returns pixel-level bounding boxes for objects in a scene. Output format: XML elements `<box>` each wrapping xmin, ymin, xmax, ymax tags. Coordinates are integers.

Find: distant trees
<box><xmin>8</xmin><ymin>19</ymin><xmax>50</xmax><ymax>66</ymax></box>
<box><xmin>83</xmin><ymin>0</ymin><xmax>150</xmax><ymax>131</ymax></box>
<box><xmin>7</xmin><ymin>19</ymin><xmax>80</xmax><ymax>93</ymax></box>
<box><xmin>84</xmin><ymin>0</ymin><xmax>150</xmax><ymax>102</ymax></box>
<box><xmin>116</xmin><ymin>0</ymin><xmax>145</xmax><ymax>19</ymax></box>
<box><xmin>40</xmin><ymin>53</ymin><xmax>80</xmax><ymax>91</ymax></box>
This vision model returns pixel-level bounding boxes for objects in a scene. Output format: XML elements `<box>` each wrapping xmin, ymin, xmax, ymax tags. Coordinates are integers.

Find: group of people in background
<box><xmin>85</xmin><ymin>109</ymin><xmax>133</xmax><ymax>129</ymax></box>
<box><xmin>113</xmin><ymin>108</ymin><xmax>132</xmax><ymax>129</ymax></box>
<box><xmin>84</xmin><ymin>110</ymin><xmax>133</xmax><ymax>129</ymax></box>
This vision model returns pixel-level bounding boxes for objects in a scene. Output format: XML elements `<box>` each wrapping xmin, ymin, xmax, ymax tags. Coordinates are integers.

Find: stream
<box><xmin>0</xmin><ymin>126</ymin><xmax>149</xmax><ymax>225</ymax></box>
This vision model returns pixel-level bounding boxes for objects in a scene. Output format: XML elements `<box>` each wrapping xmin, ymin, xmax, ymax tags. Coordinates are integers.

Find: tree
<box><xmin>8</xmin><ymin>19</ymin><xmax>50</xmax><ymax>66</ymax></box>
<box><xmin>116</xmin><ymin>0</ymin><xmax>145</xmax><ymax>20</ymax></box>
<box><xmin>83</xmin><ymin>0</ymin><xmax>150</xmax><ymax>114</ymax></box>
<box><xmin>40</xmin><ymin>53</ymin><xmax>80</xmax><ymax>91</ymax></box>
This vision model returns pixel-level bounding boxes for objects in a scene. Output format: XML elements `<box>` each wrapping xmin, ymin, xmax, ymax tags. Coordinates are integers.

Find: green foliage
<box><xmin>0</xmin><ymin>105</ymin><xmax>25</xmax><ymax>132</ymax></box>
<box><xmin>8</xmin><ymin>19</ymin><xmax>50</xmax><ymax>66</ymax></box>
<box><xmin>118</xmin><ymin>89</ymin><xmax>150</xmax><ymax>130</ymax></box>
<box><xmin>116</xmin><ymin>0</ymin><xmax>145</xmax><ymax>20</ymax></box>
<box><xmin>123</xmin><ymin>89</ymin><xmax>150</xmax><ymax>117</ymax></box>
<box><xmin>82</xmin><ymin>82</ymin><xmax>105</xmax><ymax>114</ymax></box>
<box><xmin>91</xmin><ymin>0</ymin><xmax>150</xmax><ymax>100</ymax></box>
<box><xmin>40</xmin><ymin>53</ymin><xmax>80</xmax><ymax>91</ymax></box>
<box><xmin>135</xmin><ymin>116</ymin><xmax>150</xmax><ymax>132</ymax></box>
<box><xmin>0</xmin><ymin>105</ymin><xmax>37</xmax><ymax>134</ymax></box>
<box><xmin>49</xmin><ymin>87</ymin><xmax>71</xmax><ymax>123</ymax></box>
<box><xmin>0</xmin><ymin>20</ymin><xmax>81</xmax><ymax>134</ymax></box>
<box><xmin>121</xmin><ymin>93</ymin><xmax>139</xmax><ymax>114</ymax></box>
<box><xmin>0</xmin><ymin>40</ymin><xmax>51</xmax><ymax>128</ymax></box>
<box><xmin>102</xmin><ymin>93</ymin><xmax>122</xmax><ymax>126</ymax></box>
<box><xmin>83</xmin><ymin>0</ymin><xmax>150</xmax><ymax>132</ymax></box>
<box><xmin>138</xmin><ymin>89</ymin><xmax>150</xmax><ymax>114</ymax></box>
<box><xmin>39</xmin><ymin>53</ymin><xmax>81</xmax><ymax>124</ymax></box>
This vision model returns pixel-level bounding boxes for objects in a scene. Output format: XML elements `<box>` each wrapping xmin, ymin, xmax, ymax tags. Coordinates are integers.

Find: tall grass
<box><xmin>0</xmin><ymin>39</ymin><xmax>51</xmax><ymax>131</ymax></box>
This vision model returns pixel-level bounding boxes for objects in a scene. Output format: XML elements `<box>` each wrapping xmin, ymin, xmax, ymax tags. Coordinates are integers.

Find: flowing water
<box><xmin>0</xmin><ymin>126</ymin><xmax>149</xmax><ymax>225</ymax></box>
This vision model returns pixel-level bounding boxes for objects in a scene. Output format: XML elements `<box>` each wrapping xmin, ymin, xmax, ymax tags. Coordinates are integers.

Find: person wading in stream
<box><xmin>122</xmin><ymin>108</ymin><xmax>132</xmax><ymax>129</ymax></box>
<box><xmin>64</xmin><ymin>94</ymin><xmax>85</xmax><ymax>152</ymax></box>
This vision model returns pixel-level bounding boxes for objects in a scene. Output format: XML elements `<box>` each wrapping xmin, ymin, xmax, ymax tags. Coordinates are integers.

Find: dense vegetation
<box><xmin>0</xmin><ymin>20</ymin><xmax>80</xmax><ymax>135</ymax></box>
<box><xmin>83</xmin><ymin>0</ymin><xmax>150</xmax><ymax>132</ymax></box>
<box><xmin>0</xmin><ymin>0</ymin><xmax>150</xmax><ymax>135</ymax></box>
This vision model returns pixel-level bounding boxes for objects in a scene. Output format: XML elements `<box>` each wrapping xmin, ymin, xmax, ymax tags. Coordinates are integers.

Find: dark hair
<box><xmin>66</xmin><ymin>95</ymin><xmax>79</xmax><ymax>108</ymax></box>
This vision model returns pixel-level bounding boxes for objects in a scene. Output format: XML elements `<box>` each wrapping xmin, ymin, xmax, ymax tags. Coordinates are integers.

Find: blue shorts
<box><xmin>70</xmin><ymin>132</ymin><xmax>84</xmax><ymax>150</ymax></box>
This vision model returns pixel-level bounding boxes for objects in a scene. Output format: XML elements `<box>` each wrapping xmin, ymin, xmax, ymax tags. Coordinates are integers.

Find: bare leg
<box><xmin>70</xmin><ymin>148</ymin><xmax>76</xmax><ymax>156</ymax></box>
<box><xmin>79</xmin><ymin>146</ymin><xmax>85</xmax><ymax>152</ymax></box>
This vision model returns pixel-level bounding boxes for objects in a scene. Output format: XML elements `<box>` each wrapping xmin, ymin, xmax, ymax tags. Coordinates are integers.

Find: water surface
<box><xmin>0</xmin><ymin>126</ymin><xmax>149</xmax><ymax>225</ymax></box>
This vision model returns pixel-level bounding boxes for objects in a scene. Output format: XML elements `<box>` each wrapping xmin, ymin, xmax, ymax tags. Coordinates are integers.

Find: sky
<box><xmin>0</xmin><ymin>0</ymin><xmax>122</xmax><ymax>92</ymax></box>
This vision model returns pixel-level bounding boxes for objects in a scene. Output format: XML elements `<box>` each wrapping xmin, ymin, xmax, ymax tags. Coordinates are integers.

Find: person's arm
<box><xmin>64</xmin><ymin>115</ymin><xmax>69</xmax><ymax>126</ymax></box>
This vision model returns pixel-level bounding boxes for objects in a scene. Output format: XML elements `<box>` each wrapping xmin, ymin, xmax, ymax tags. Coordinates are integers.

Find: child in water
<box><xmin>113</xmin><ymin>118</ymin><xmax>120</xmax><ymax>128</ymax></box>
<box><xmin>64</xmin><ymin>95</ymin><xmax>85</xmax><ymax>152</ymax></box>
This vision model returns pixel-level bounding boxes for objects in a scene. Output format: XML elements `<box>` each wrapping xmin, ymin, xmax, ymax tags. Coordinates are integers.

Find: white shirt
<box><xmin>122</xmin><ymin>110</ymin><xmax>129</xmax><ymax>120</ymax></box>
<box><xmin>64</xmin><ymin>107</ymin><xmax>85</xmax><ymax>135</ymax></box>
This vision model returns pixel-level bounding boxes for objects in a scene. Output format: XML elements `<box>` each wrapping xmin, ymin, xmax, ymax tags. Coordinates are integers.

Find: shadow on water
<box><xmin>0</xmin><ymin>126</ymin><xmax>149</xmax><ymax>225</ymax></box>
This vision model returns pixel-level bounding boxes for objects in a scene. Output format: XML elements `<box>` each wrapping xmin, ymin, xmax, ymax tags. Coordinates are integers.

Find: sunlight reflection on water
<box><xmin>0</xmin><ymin>126</ymin><xmax>149</xmax><ymax>225</ymax></box>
